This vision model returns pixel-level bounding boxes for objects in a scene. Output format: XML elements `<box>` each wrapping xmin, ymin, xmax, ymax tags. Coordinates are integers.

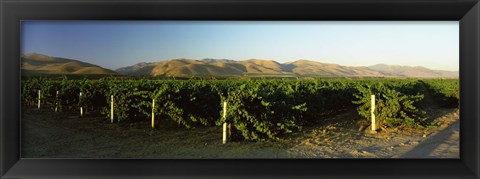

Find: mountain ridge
<box><xmin>117</xmin><ymin>58</ymin><xmax>458</xmax><ymax>78</ymax></box>
<box><xmin>21</xmin><ymin>53</ymin><xmax>116</xmax><ymax>75</ymax></box>
<box><xmin>20</xmin><ymin>53</ymin><xmax>458</xmax><ymax>78</ymax></box>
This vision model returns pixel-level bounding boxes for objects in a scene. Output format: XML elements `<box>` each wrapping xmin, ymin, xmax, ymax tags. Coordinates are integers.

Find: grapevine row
<box><xmin>22</xmin><ymin>78</ymin><xmax>459</xmax><ymax>140</ymax></box>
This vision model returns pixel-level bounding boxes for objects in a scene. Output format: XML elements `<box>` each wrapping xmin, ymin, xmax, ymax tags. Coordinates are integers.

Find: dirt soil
<box><xmin>22</xmin><ymin>104</ymin><xmax>459</xmax><ymax>158</ymax></box>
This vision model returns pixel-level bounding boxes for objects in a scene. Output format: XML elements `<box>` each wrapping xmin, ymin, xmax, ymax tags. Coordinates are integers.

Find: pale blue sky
<box><xmin>21</xmin><ymin>21</ymin><xmax>459</xmax><ymax>71</ymax></box>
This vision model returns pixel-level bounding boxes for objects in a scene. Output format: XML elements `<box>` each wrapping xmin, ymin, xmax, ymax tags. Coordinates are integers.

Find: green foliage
<box><xmin>22</xmin><ymin>78</ymin><xmax>455</xmax><ymax>140</ymax></box>
<box><xmin>221</xmin><ymin>80</ymin><xmax>307</xmax><ymax>140</ymax></box>
<box><xmin>352</xmin><ymin>80</ymin><xmax>427</xmax><ymax>128</ymax></box>
<box><xmin>422</xmin><ymin>79</ymin><xmax>459</xmax><ymax>107</ymax></box>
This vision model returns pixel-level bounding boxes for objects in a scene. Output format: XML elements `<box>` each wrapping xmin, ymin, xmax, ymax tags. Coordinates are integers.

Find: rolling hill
<box><xmin>285</xmin><ymin>60</ymin><xmax>387</xmax><ymax>77</ymax></box>
<box><xmin>117</xmin><ymin>58</ymin><xmax>385</xmax><ymax>77</ymax></box>
<box><xmin>368</xmin><ymin>64</ymin><xmax>459</xmax><ymax>78</ymax></box>
<box><xmin>21</xmin><ymin>53</ymin><xmax>458</xmax><ymax>78</ymax></box>
<box><xmin>117</xmin><ymin>58</ymin><xmax>458</xmax><ymax>78</ymax></box>
<box><xmin>21</xmin><ymin>53</ymin><xmax>116</xmax><ymax>75</ymax></box>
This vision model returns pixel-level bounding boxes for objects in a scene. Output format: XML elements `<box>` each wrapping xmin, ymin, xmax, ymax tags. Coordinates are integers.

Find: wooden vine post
<box><xmin>37</xmin><ymin>90</ymin><xmax>41</xmax><ymax>109</ymax></box>
<box><xmin>55</xmin><ymin>91</ymin><xmax>59</xmax><ymax>112</ymax></box>
<box><xmin>222</xmin><ymin>101</ymin><xmax>228</xmax><ymax>144</ymax></box>
<box><xmin>110</xmin><ymin>95</ymin><xmax>114</xmax><ymax>123</ymax></box>
<box><xmin>371</xmin><ymin>94</ymin><xmax>377</xmax><ymax>131</ymax></box>
<box><xmin>79</xmin><ymin>92</ymin><xmax>83</xmax><ymax>116</ymax></box>
<box><xmin>151</xmin><ymin>99</ymin><xmax>155</xmax><ymax>128</ymax></box>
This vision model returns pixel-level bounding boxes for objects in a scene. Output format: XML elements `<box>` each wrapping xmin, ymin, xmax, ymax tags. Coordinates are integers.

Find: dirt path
<box><xmin>285</xmin><ymin>108</ymin><xmax>459</xmax><ymax>158</ymax></box>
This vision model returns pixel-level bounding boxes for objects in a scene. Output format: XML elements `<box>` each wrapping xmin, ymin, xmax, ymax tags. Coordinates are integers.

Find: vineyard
<box><xmin>21</xmin><ymin>77</ymin><xmax>459</xmax><ymax>141</ymax></box>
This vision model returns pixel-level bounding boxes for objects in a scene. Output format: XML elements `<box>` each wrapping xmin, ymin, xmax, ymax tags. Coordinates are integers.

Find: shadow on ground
<box><xmin>400</xmin><ymin>120</ymin><xmax>459</xmax><ymax>158</ymax></box>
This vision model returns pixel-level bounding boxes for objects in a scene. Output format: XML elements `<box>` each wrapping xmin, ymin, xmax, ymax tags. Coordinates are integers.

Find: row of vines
<box><xmin>22</xmin><ymin>78</ymin><xmax>459</xmax><ymax>141</ymax></box>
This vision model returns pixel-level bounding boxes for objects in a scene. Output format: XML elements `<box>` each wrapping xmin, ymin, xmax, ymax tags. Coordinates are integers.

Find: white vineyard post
<box><xmin>222</xmin><ymin>101</ymin><xmax>227</xmax><ymax>144</ymax></box>
<box><xmin>371</xmin><ymin>94</ymin><xmax>376</xmax><ymax>131</ymax></box>
<box><xmin>151</xmin><ymin>98</ymin><xmax>155</xmax><ymax>129</ymax></box>
<box><xmin>37</xmin><ymin>90</ymin><xmax>41</xmax><ymax>109</ymax></box>
<box><xmin>79</xmin><ymin>92</ymin><xmax>83</xmax><ymax>116</ymax></box>
<box><xmin>110</xmin><ymin>95</ymin><xmax>114</xmax><ymax>123</ymax></box>
<box><xmin>55</xmin><ymin>91</ymin><xmax>59</xmax><ymax>112</ymax></box>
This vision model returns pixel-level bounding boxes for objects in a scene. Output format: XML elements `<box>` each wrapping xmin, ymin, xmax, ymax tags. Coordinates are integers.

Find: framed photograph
<box><xmin>1</xmin><ymin>0</ymin><xmax>479</xmax><ymax>178</ymax></box>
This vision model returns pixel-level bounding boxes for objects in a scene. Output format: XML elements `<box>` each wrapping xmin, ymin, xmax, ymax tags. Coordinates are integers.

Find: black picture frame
<box><xmin>1</xmin><ymin>0</ymin><xmax>479</xmax><ymax>178</ymax></box>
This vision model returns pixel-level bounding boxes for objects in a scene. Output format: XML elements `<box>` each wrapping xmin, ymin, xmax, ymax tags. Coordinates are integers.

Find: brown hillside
<box><xmin>239</xmin><ymin>59</ymin><xmax>285</xmax><ymax>74</ymax></box>
<box><xmin>287</xmin><ymin>60</ymin><xmax>385</xmax><ymax>77</ymax></box>
<box><xmin>368</xmin><ymin>64</ymin><xmax>458</xmax><ymax>78</ymax></box>
<box><xmin>21</xmin><ymin>53</ymin><xmax>116</xmax><ymax>75</ymax></box>
<box><xmin>149</xmin><ymin>59</ymin><xmax>245</xmax><ymax>77</ymax></box>
<box><xmin>117</xmin><ymin>58</ymin><xmax>458</xmax><ymax>78</ymax></box>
